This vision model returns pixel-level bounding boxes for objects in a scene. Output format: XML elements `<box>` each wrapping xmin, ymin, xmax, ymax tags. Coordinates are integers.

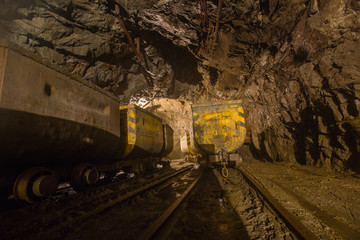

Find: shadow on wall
<box><xmin>248</xmin><ymin>105</ymin><xmax>359</xmax><ymax>173</ymax></box>
<box><xmin>168</xmin><ymin>138</ymin><xmax>182</xmax><ymax>159</ymax></box>
<box><xmin>238</xmin><ymin>144</ymin><xmax>265</xmax><ymax>162</ymax></box>
<box><xmin>135</xmin><ymin>29</ymin><xmax>203</xmax><ymax>87</ymax></box>
<box><xmin>298</xmin><ymin>104</ymin><xmax>359</xmax><ymax>172</ymax></box>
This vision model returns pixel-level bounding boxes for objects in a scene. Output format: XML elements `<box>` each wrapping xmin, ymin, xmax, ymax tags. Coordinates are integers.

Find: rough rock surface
<box><xmin>132</xmin><ymin>0</ymin><xmax>360</xmax><ymax>172</ymax></box>
<box><xmin>0</xmin><ymin>0</ymin><xmax>198</xmax><ymax>103</ymax></box>
<box><xmin>146</xmin><ymin>98</ymin><xmax>193</xmax><ymax>159</ymax></box>
<box><xmin>1</xmin><ymin>0</ymin><xmax>359</xmax><ymax>172</ymax></box>
<box><xmin>241</xmin><ymin>154</ymin><xmax>360</xmax><ymax>239</ymax></box>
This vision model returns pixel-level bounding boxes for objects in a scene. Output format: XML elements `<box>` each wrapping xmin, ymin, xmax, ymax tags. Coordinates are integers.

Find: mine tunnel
<box><xmin>0</xmin><ymin>0</ymin><xmax>359</xmax><ymax>239</ymax></box>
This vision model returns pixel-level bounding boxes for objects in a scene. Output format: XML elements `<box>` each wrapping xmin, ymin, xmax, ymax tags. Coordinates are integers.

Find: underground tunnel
<box><xmin>0</xmin><ymin>0</ymin><xmax>359</xmax><ymax>239</ymax></box>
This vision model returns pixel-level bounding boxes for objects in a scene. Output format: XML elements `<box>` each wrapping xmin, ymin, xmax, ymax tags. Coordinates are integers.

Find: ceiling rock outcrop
<box><xmin>0</xmin><ymin>0</ymin><xmax>359</xmax><ymax>171</ymax></box>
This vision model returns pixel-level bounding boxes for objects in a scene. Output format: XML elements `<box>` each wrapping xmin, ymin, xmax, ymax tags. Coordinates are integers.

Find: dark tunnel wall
<box><xmin>0</xmin><ymin>0</ymin><xmax>359</xmax><ymax>171</ymax></box>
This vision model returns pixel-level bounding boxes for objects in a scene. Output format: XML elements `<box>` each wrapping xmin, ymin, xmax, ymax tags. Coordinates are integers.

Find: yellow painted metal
<box><xmin>180</xmin><ymin>132</ymin><xmax>190</xmax><ymax>155</ymax></box>
<box><xmin>186</xmin><ymin>131</ymin><xmax>199</xmax><ymax>155</ymax></box>
<box><xmin>191</xmin><ymin>100</ymin><xmax>246</xmax><ymax>154</ymax></box>
<box><xmin>189</xmin><ymin>126</ymin><xmax>203</xmax><ymax>155</ymax></box>
<box><xmin>159</xmin><ymin>124</ymin><xmax>174</xmax><ymax>158</ymax></box>
<box><xmin>119</xmin><ymin>105</ymin><xmax>164</xmax><ymax>159</ymax></box>
<box><xmin>180</xmin><ymin>129</ymin><xmax>202</xmax><ymax>157</ymax></box>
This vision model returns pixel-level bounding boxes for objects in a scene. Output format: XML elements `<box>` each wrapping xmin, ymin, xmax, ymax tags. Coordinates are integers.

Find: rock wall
<box><xmin>0</xmin><ymin>0</ymin><xmax>201</xmax><ymax>103</ymax></box>
<box><xmin>1</xmin><ymin>0</ymin><xmax>359</xmax><ymax>171</ymax></box>
<box><xmin>225</xmin><ymin>0</ymin><xmax>360</xmax><ymax>171</ymax></box>
<box><xmin>129</xmin><ymin>0</ymin><xmax>360</xmax><ymax>171</ymax></box>
<box><xmin>222</xmin><ymin>0</ymin><xmax>360</xmax><ymax>172</ymax></box>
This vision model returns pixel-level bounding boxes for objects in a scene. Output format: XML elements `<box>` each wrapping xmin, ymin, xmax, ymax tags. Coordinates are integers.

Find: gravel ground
<box><xmin>62</xmin><ymin>168</ymin><xmax>201</xmax><ymax>240</ymax></box>
<box><xmin>213</xmin><ymin>168</ymin><xmax>296</xmax><ymax>240</ymax></box>
<box><xmin>171</xmin><ymin>158</ymin><xmax>360</xmax><ymax>240</ymax></box>
<box><xmin>2</xmin><ymin>158</ymin><xmax>358</xmax><ymax>240</ymax></box>
<box><xmin>242</xmin><ymin>158</ymin><xmax>360</xmax><ymax>239</ymax></box>
<box><xmin>0</xmin><ymin>166</ymin><xmax>198</xmax><ymax>240</ymax></box>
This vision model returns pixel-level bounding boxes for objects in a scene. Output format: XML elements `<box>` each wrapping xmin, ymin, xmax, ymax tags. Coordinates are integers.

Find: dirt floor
<box><xmin>240</xmin><ymin>157</ymin><xmax>360</xmax><ymax>239</ymax></box>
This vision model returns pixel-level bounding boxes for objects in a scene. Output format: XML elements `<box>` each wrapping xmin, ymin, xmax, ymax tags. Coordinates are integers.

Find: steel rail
<box><xmin>138</xmin><ymin>170</ymin><xmax>203</xmax><ymax>240</ymax></box>
<box><xmin>238</xmin><ymin>166</ymin><xmax>318</xmax><ymax>240</ymax></box>
<box><xmin>31</xmin><ymin>166</ymin><xmax>193</xmax><ymax>239</ymax></box>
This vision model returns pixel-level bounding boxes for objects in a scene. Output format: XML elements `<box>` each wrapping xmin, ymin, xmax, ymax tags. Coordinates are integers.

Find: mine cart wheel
<box><xmin>13</xmin><ymin>167</ymin><xmax>59</xmax><ymax>204</ymax></box>
<box><xmin>70</xmin><ymin>163</ymin><xmax>99</xmax><ymax>191</ymax></box>
<box><xmin>133</xmin><ymin>160</ymin><xmax>147</xmax><ymax>175</ymax></box>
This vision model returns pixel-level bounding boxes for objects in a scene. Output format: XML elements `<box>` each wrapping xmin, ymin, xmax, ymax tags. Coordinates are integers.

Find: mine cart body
<box><xmin>180</xmin><ymin>130</ymin><xmax>202</xmax><ymax>155</ymax></box>
<box><xmin>180</xmin><ymin>132</ymin><xmax>191</xmax><ymax>155</ymax></box>
<box><xmin>0</xmin><ymin>39</ymin><xmax>174</xmax><ymax>201</ymax></box>
<box><xmin>158</xmin><ymin>123</ymin><xmax>174</xmax><ymax>158</ymax></box>
<box><xmin>189</xmin><ymin>126</ymin><xmax>202</xmax><ymax>155</ymax></box>
<box><xmin>119</xmin><ymin>105</ymin><xmax>166</xmax><ymax>159</ymax></box>
<box><xmin>191</xmin><ymin>100</ymin><xmax>246</xmax><ymax>155</ymax></box>
<box><xmin>0</xmin><ymin>39</ymin><xmax>122</xmax><ymax>172</ymax></box>
<box><xmin>180</xmin><ymin>130</ymin><xmax>202</xmax><ymax>163</ymax></box>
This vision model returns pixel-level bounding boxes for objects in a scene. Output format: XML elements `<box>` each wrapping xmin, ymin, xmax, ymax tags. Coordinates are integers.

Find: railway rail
<box><xmin>236</xmin><ymin>166</ymin><xmax>318</xmax><ymax>240</ymax></box>
<box><xmin>138</xmin><ymin>170</ymin><xmax>203</xmax><ymax>240</ymax></box>
<box><xmin>0</xmin><ymin>165</ymin><xmax>196</xmax><ymax>240</ymax></box>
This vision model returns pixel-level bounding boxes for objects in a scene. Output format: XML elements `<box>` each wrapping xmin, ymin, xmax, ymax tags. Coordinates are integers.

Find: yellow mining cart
<box><xmin>159</xmin><ymin>123</ymin><xmax>174</xmax><ymax>159</ymax></box>
<box><xmin>180</xmin><ymin>130</ymin><xmax>202</xmax><ymax>163</ymax></box>
<box><xmin>119</xmin><ymin>105</ymin><xmax>173</xmax><ymax>173</ymax></box>
<box><xmin>119</xmin><ymin>104</ymin><xmax>165</xmax><ymax>158</ymax></box>
<box><xmin>191</xmin><ymin>100</ymin><xmax>246</xmax><ymax>172</ymax></box>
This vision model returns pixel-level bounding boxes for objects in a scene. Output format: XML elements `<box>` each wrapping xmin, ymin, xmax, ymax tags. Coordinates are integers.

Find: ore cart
<box><xmin>119</xmin><ymin>105</ymin><xmax>173</xmax><ymax>173</ymax></box>
<box><xmin>180</xmin><ymin>130</ymin><xmax>201</xmax><ymax>163</ymax></box>
<box><xmin>0</xmin><ymin>39</ymin><xmax>122</xmax><ymax>201</ymax></box>
<box><xmin>191</xmin><ymin>100</ymin><xmax>246</xmax><ymax>170</ymax></box>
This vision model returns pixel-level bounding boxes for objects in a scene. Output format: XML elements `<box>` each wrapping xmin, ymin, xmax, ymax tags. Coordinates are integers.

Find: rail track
<box><xmin>138</xmin><ymin>169</ymin><xmax>203</xmax><ymax>240</ymax></box>
<box><xmin>236</xmin><ymin>166</ymin><xmax>318</xmax><ymax>240</ymax></box>
<box><xmin>0</xmin><ymin>165</ymin><xmax>199</xmax><ymax>240</ymax></box>
<box><xmin>137</xmin><ymin>165</ymin><xmax>318</xmax><ymax>240</ymax></box>
<box><xmin>1</xmin><ymin>162</ymin><xmax>322</xmax><ymax>240</ymax></box>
